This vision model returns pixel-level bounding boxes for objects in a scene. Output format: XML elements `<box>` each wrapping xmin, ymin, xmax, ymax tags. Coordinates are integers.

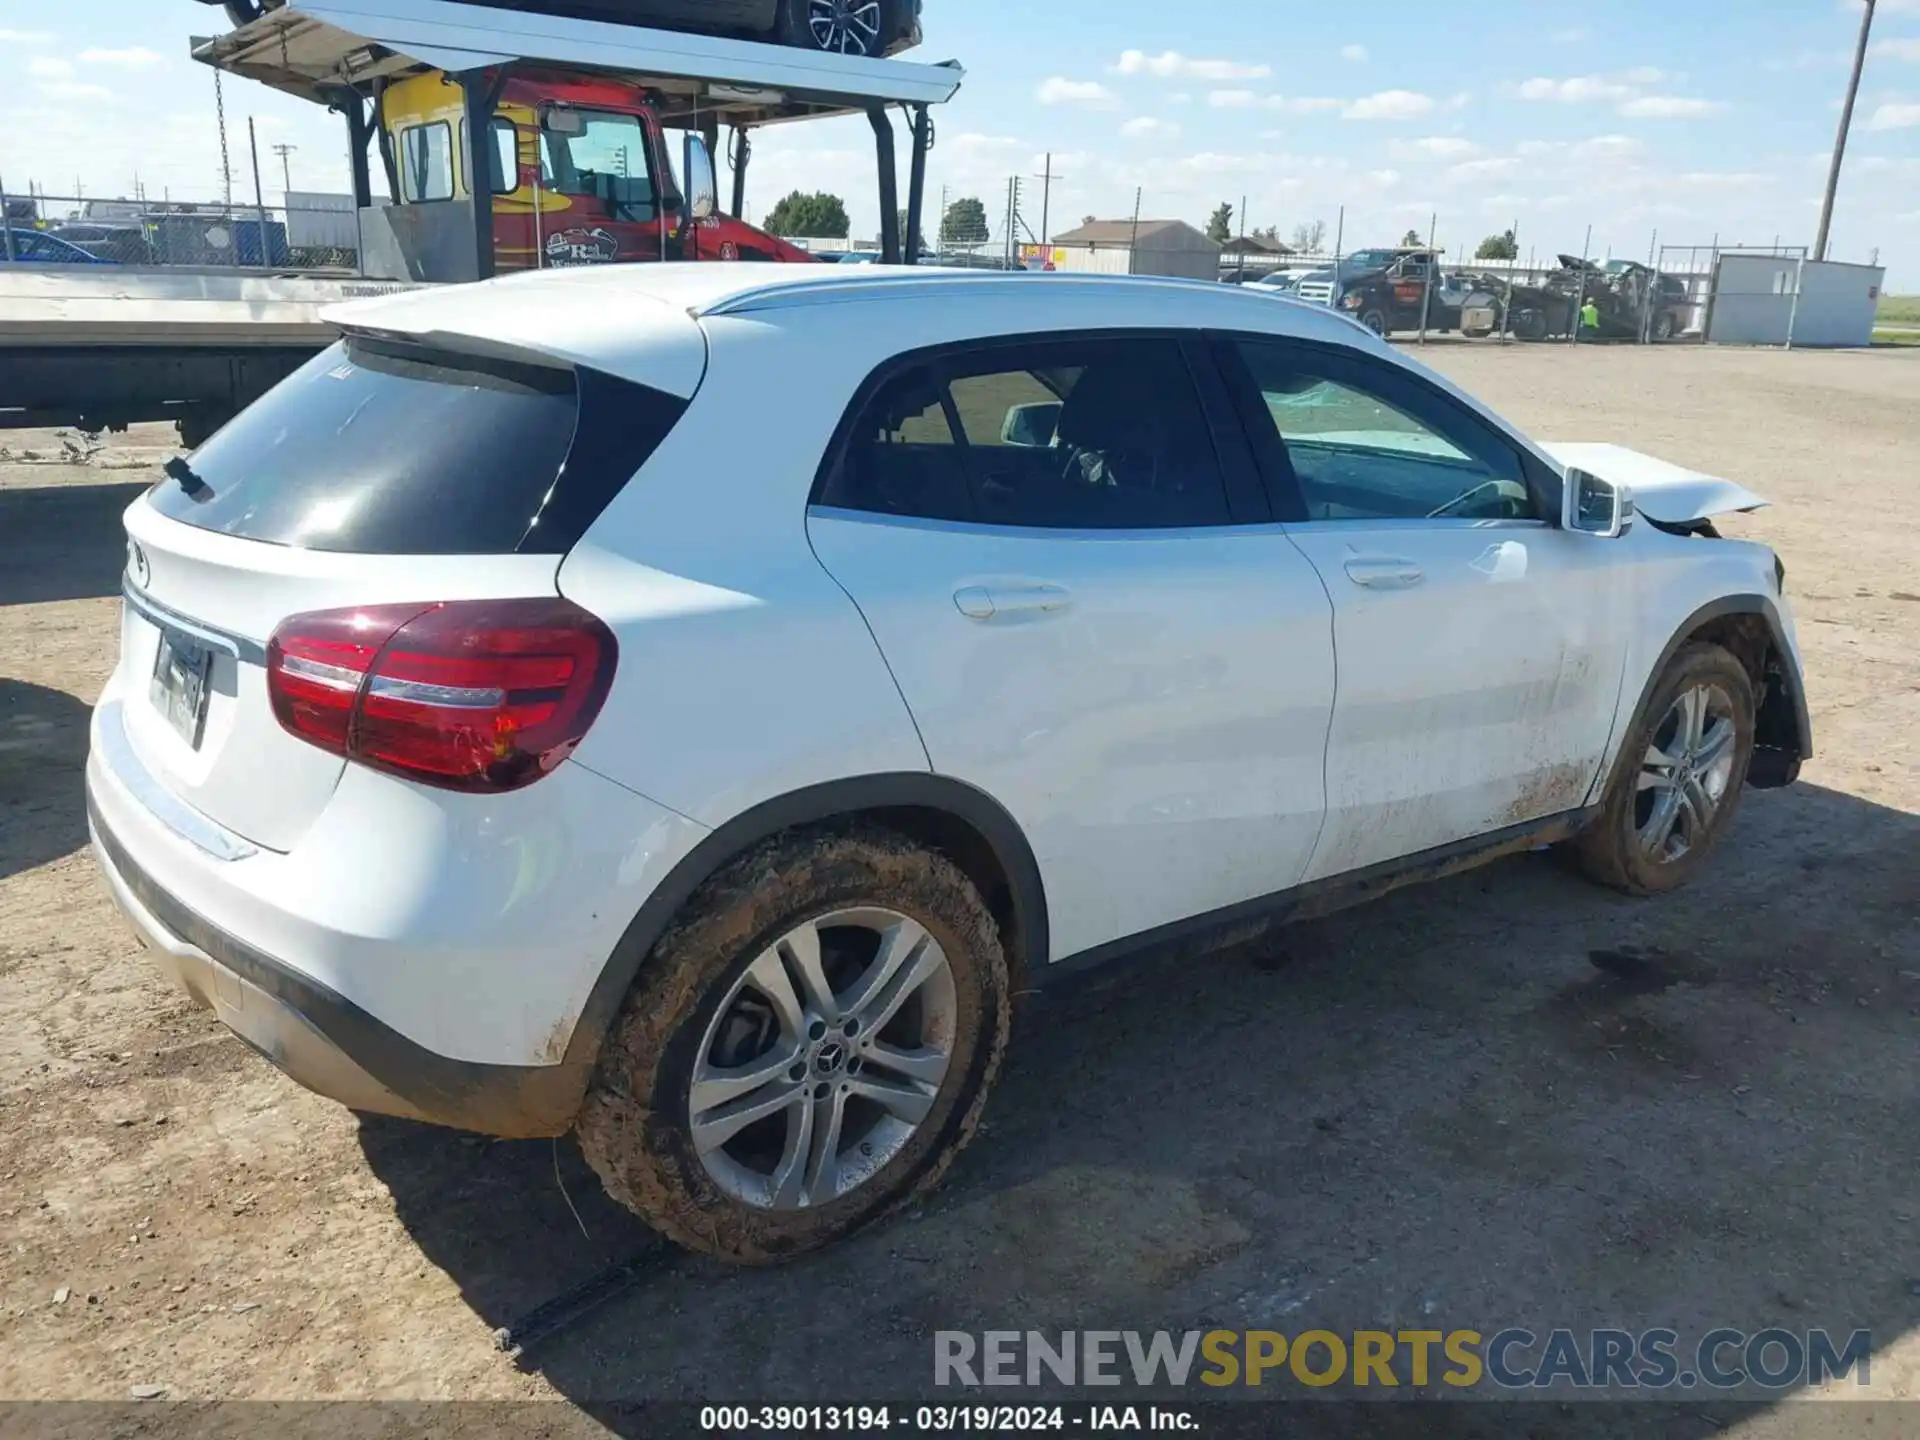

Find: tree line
<box><xmin>766</xmin><ymin>188</ymin><xmax>1524</xmax><ymax>264</ymax></box>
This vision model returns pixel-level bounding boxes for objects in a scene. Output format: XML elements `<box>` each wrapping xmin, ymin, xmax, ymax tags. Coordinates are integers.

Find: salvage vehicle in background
<box><xmin>1460</xmin><ymin>256</ymin><xmax>1691</xmax><ymax>341</ymax></box>
<box><xmin>202</xmin><ymin>0</ymin><xmax>927</xmax><ymax>57</ymax></box>
<box><xmin>1334</xmin><ymin>255</ymin><xmax>1469</xmax><ymax>336</ymax></box>
<box><xmin>88</xmin><ymin>263</ymin><xmax>1810</xmax><ymax>1266</ymax></box>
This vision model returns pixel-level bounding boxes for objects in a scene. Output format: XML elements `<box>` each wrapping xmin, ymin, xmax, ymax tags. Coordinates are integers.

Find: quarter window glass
<box><xmin>820</xmin><ymin>368</ymin><xmax>973</xmax><ymax>522</ymax></box>
<box><xmin>398</xmin><ymin>122</ymin><xmax>454</xmax><ymax>203</ymax></box>
<box><xmin>944</xmin><ymin>339</ymin><xmax>1230</xmax><ymax>529</ymax></box>
<box><xmin>1235</xmin><ymin>341</ymin><xmax>1534</xmax><ymax>521</ymax></box>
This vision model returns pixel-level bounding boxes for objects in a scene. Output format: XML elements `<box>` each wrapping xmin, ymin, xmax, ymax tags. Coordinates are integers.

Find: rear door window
<box><xmin>146</xmin><ymin>338</ymin><xmax>685</xmax><ymax>554</ymax></box>
<box><xmin>820</xmin><ymin>336</ymin><xmax>1233</xmax><ymax>531</ymax></box>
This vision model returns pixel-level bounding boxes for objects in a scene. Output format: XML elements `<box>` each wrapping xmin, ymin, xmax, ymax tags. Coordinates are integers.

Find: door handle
<box><xmin>1342</xmin><ymin>556</ymin><xmax>1425</xmax><ymax>590</ymax></box>
<box><xmin>952</xmin><ymin>584</ymin><xmax>1072</xmax><ymax>620</ymax></box>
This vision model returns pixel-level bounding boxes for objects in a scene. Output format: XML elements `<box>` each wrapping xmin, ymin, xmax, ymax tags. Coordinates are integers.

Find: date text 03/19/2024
<box><xmin>699</xmin><ymin>1406</ymin><xmax>1195</xmax><ymax>1432</ymax></box>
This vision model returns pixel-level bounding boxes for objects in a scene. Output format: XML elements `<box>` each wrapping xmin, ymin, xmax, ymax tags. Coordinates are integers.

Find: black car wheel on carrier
<box><xmin>224</xmin><ymin>0</ymin><xmax>271</xmax><ymax>24</ymax></box>
<box><xmin>778</xmin><ymin>0</ymin><xmax>893</xmax><ymax>55</ymax></box>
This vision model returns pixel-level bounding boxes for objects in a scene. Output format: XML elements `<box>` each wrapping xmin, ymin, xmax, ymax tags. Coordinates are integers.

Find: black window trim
<box><xmin>810</xmin><ymin>328</ymin><xmax>1275</xmax><ymax>533</ymax></box>
<box><xmin>1207</xmin><ymin>329</ymin><xmax>1560</xmax><ymax>526</ymax></box>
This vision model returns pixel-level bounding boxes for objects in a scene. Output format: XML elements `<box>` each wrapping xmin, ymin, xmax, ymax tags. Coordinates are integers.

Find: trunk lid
<box><xmin>115</xmin><ymin>509</ymin><xmax>562</xmax><ymax>852</ymax></box>
<box><xmin>110</xmin><ymin>286</ymin><xmax>705</xmax><ymax>851</ymax></box>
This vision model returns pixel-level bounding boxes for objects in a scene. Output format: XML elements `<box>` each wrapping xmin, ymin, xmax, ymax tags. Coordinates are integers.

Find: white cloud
<box><xmin>1573</xmin><ymin>133</ymin><xmax>1644</xmax><ymax>159</ymax></box>
<box><xmin>34</xmin><ymin>79</ymin><xmax>111</xmax><ymax>101</ymax></box>
<box><xmin>27</xmin><ymin>55</ymin><xmax>71</xmax><ymax>77</ymax></box>
<box><xmin>1206</xmin><ymin>90</ymin><xmax>1343</xmax><ymax>114</ymax></box>
<box><xmin>1446</xmin><ymin>156</ymin><xmax>1525</xmax><ymax>181</ymax></box>
<box><xmin>1343</xmin><ymin>90</ymin><xmax>1434</xmax><ymax>120</ymax></box>
<box><xmin>1120</xmin><ymin>116</ymin><xmax>1181</xmax><ymax>139</ymax></box>
<box><xmin>1674</xmin><ymin>171</ymin><xmax>1768</xmax><ymax>189</ymax></box>
<box><xmin>1518</xmin><ymin>75</ymin><xmax>1633</xmax><ymax>102</ymax></box>
<box><xmin>78</xmin><ymin>46</ymin><xmax>163</xmax><ymax>67</ymax></box>
<box><xmin>1340</xmin><ymin>44</ymin><xmax>1368</xmax><ymax>62</ymax></box>
<box><xmin>1875</xmin><ymin>38</ymin><xmax>1920</xmax><ymax>59</ymax></box>
<box><xmin>1867</xmin><ymin>101</ymin><xmax>1920</xmax><ymax>128</ymax></box>
<box><xmin>0</xmin><ymin>28</ymin><xmax>54</xmax><ymax>43</ymax></box>
<box><xmin>1112</xmin><ymin>50</ymin><xmax>1269</xmax><ymax>82</ymax></box>
<box><xmin>1391</xmin><ymin>135</ymin><xmax>1482</xmax><ymax>158</ymax></box>
<box><xmin>1618</xmin><ymin>95</ymin><xmax>1725</xmax><ymax>118</ymax></box>
<box><xmin>1037</xmin><ymin>77</ymin><xmax>1117</xmax><ymax>108</ymax></box>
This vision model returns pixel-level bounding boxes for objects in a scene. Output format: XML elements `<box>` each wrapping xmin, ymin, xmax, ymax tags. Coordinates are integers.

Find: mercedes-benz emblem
<box><xmin>129</xmin><ymin>540</ymin><xmax>150</xmax><ymax>588</ymax></box>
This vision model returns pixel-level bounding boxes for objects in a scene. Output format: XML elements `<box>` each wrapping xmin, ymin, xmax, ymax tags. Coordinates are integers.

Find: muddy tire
<box><xmin>1654</xmin><ymin>310</ymin><xmax>1678</xmax><ymax>341</ymax></box>
<box><xmin>576</xmin><ymin>827</ymin><xmax>1010</xmax><ymax>1264</ymax></box>
<box><xmin>1359</xmin><ymin>308</ymin><xmax>1390</xmax><ymax>337</ymax></box>
<box><xmin>1571</xmin><ymin>642</ymin><xmax>1756</xmax><ymax>895</ymax></box>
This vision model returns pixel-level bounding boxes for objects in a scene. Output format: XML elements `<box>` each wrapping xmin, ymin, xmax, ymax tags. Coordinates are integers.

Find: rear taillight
<box><xmin>266</xmin><ymin>598</ymin><xmax>617</xmax><ymax>793</ymax></box>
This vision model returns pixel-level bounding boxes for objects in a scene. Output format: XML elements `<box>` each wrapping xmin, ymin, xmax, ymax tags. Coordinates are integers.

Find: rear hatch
<box><xmin>113</xmin><ymin>314</ymin><xmax>697</xmax><ymax>852</ymax></box>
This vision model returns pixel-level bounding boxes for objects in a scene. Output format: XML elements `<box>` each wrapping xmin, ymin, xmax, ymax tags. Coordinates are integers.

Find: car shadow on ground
<box><xmin>0</xmin><ymin>679</ymin><xmax>95</xmax><ymax>882</ymax></box>
<box><xmin>0</xmin><ymin>478</ymin><xmax>147</xmax><ymax>607</ymax></box>
<box><xmin>361</xmin><ymin>779</ymin><xmax>1920</xmax><ymax>1427</ymax></box>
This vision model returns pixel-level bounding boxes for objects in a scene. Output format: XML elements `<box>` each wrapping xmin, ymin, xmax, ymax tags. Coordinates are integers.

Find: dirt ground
<box><xmin>2</xmin><ymin>343</ymin><xmax>1917</xmax><ymax>1432</ymax></box>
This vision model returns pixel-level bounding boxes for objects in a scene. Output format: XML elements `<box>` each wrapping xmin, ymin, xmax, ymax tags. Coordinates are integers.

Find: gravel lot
<box><xmin>2</xmin><ymin>343</ymin><xmax>1916</xmax><ymax>1431</ymax></box>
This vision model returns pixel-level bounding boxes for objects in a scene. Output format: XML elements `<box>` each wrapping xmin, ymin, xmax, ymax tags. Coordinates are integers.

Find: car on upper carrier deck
<box><xmin>87</xmin><ymin>263</ymin><xmax>1810</xmax><ymax>1266</ymax></box>
<box><xmin>203</xmin><ymin>0</ymin><xmax>926</xmax><ymax>58</ymax></box>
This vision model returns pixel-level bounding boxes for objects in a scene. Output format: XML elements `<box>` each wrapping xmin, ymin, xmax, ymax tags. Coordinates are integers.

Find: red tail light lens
<box><xmin>266</xmin><ymin>598</ymin><xmax>617</xmax><ymax>793</ymax></box>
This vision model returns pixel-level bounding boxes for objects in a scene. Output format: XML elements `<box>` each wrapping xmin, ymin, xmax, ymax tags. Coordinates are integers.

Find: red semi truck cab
<box><xmin>382</xmin><ymin>66</ymin><xmax>816</xmax><ymax>268</ymax></box>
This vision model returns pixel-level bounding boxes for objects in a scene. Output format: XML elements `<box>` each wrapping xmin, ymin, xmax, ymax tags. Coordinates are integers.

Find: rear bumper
<box><xmin>89</xmin><ymin>796</ymin><xmax>589</xmax><ymax>1136</ymax></box>
<box><xmin>84</xmin><ymin>673</ymin><xmax>710</xmax><ymax>1135</ymax></box>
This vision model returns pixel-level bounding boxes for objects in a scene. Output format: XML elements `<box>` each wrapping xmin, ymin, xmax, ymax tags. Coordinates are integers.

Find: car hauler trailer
<box><xmin>0</xmin><ymin>0</ymin><xmax>962</xmax><ymax>441</ymax></box>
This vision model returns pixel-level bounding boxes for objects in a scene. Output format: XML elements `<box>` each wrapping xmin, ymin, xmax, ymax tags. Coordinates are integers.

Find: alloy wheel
<box><xmin>1634</xmin><ymin>682</ymin><xmax>1738</xmax><ymax>864</ymax></box>
<box><xmin>689</xmin><ymin>907</ymin><xmax>957</xmax><ymax>1210</ymax></box>
<box><xmin>807</xmin><ymin>0</ymin><xmax>884</xmax><ymax>55</ymax></box>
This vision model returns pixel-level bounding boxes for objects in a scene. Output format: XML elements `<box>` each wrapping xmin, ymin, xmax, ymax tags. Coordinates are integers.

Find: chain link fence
<box><xmin>0</xmin><ymin>192</ymin><xmax>361</xmax><ymax>271</ymax></box>
<box><xmin>1194</xmin><ymin>210</ymin><xmax>1833</xmax><ymax>348</ymax></box>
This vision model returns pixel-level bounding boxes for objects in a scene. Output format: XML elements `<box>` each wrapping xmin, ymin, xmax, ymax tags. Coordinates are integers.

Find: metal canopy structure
<box><xmin>190</xmin><ymin>0</ymin><xmax>963</xmax><ymax>267</ymax></box>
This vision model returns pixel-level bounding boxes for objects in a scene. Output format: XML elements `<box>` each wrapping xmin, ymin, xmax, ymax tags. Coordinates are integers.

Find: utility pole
<box><xmin>938</xmin><ymin>183</ymin><xmax>948</xmax><ymax>254</ymax></box>
<box><xmin>1235</xmin><ymin>192</ymin><xmax>1246</xmax><ymax>281</ymax></box>
<box><xmin>272</xmin><ymin>142</ymin><xmax>297</xmax><ymax>198</ymax></box>
<box><xmin>248</xmin><ymin>116</ymin><xmax>270</xmax><ymax>267</ymax></box>
<box><xmin>1815</xmin><ymin>0</ymin><xmax>1874</xmax><ymax>261</ymax></box>
<box><xmin>1031</xmin><ymin>152</ymin><xmax>1062</xmax><ymax>253</ymax></box>
<box><xmin>1128</xmin><ymin>185</ymin><xmax>1142</xmax><ymax>254</ymax></box>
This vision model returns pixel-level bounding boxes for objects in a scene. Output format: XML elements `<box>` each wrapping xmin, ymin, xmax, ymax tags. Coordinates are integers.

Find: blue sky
<box><xmin>4</xmin><ymin>0</ymin><xmax>1918</xmax><ymax>282</ymax></box>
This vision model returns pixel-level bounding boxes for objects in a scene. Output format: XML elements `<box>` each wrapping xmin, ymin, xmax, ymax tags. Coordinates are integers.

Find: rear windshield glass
<box><xmin>146</xmin><ymin>337</ymin><xmax>684</xmax><ymax>554</ymax></box>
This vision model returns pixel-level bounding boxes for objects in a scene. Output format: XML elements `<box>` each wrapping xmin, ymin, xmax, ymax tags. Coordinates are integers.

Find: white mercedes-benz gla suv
<box><xmin>88</xmin><ymin>265</ymin><xmax>1809</xmax><ymax>1262</ymax></box>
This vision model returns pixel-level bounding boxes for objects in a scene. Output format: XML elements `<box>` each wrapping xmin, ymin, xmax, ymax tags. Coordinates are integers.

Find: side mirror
<box><xmin>1562</xmin><ymin>467</ymin><xmax>1634</xmax><ymax>538</ymax></box>
<box><xmin>682</xmin><ymin>133</ymin><xmax>717</xmax><ymax>221</ymax></box>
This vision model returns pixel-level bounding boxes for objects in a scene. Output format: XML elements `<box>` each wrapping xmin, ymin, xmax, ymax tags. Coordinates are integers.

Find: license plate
<box><xmin>151</xmin><ymin>630</ymin><xmax>213</xmax><ymax>749</ymax></box>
